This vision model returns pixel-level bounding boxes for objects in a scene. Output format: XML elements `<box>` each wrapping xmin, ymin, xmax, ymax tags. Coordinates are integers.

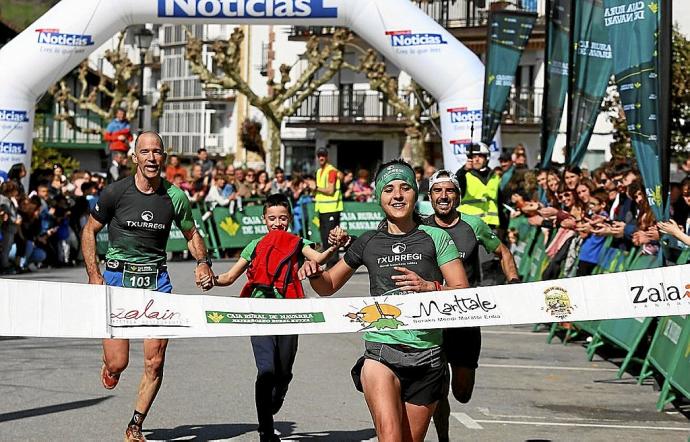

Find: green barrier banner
<box><xmin>668</xmin><ymin>316</ymin><xmax>690</xmax><ymax>400</ymax></box>
<box><xmin>646</xmin><ymin>316</ymin><xmax>686</xmax><ymax>378</ymax></box>
<box><xmin>481</xmin><ymin>10</ymin><xmax>537</xmax><ymax>145</ymax></box>
<box><xmin>604</xmin><ymin>0</ymin><xmax>663</xmax><ymax>219</ymax></box>
<box><xmin>214</xmin><ymin>205</ymin><xmax>268</xmax><ymax>249</ymax></box>
<box><xmin>305</xmin><ymin>202</ymin><xmax>384</xmax><ymax>243</ymax></box>
<box><xmin>541</xmin><ymin>0</ymin><xmax>572</xmax><ymax>167</ymax></box>
<box><xmin>567</xmin><ymin>0</ymin><xmax>613</xmax><ymax>165</ymax></box>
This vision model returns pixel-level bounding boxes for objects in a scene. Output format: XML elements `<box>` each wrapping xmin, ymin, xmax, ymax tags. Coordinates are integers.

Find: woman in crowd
<box><xmin>629</xmin><ymin>181</ymin><xmax>659</xmax><ymax>255</ymax></box>
<box><xmin>255</xmin><ymin>170</ymin><xmax>272</xmax><ymax>197</ymax></box>
<box><xmin>351</xmin><ymin>169</ymin><xmax>374</xmax><ymax>202</ymax></box>
<box><xmin>298</xmin><ymin>159</ymin><xmax>468</xmax><ymax>442</ymax></box>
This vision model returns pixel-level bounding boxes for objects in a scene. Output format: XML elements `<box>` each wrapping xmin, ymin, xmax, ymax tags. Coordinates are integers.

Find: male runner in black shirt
<box><xmin>81</xmin><ymin>131</ymin><xmax>215</xmax><ymax>442</ymax></box>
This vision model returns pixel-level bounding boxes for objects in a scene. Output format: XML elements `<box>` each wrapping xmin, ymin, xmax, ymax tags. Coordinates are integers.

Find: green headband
<box><xmin>375</xmin><ymin>163</ymin><xmax>418</xmax><ymax>202</ymax></box>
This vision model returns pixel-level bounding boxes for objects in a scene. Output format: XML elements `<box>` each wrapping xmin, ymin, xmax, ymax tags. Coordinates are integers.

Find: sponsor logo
<box><xmin>219</xmin><ymin>216</ymin><xmax>241</xmax><ymax>236</ymax></box>
<box><xmin>604</xmin><ymin>2</ymin><xmax>650</xmax><ymax>27</ymax></box>
<box><xmin>0</xmin><ymin>109</ymin><xmax>29</xmax><ymax>123</ymax></box>
<box><xmin>158</xmin><ymin>0</ymin><xmax>338</xmax><ymax>18</ymax></box>
<box><xmin>141</xmin><ymin>211</ymin><xmax>154</xmax><ymax>222</ymax></box>
<box><xmin>385</xmin><ymin>29</ymin><xmax>447</xmax><ymax>47</ymax></box>
<box><xmin>346</xmin><ymin>301</ymin><xmax>404</xmax><ymax>331</ymax></box>
<box><xmin>413</xmin><ymin>293</ymin><xmax>498</xmax><ymax>320</ymax></box>
<box><xmin>36</xmin><ymin>28</ymin><xmax>94</xmax><ymax>47</ymax></box>
<box><xmin>542</xmin><ymin>286</ymin><xmax>576</xmax><ymax>319</ymax></box>
<box><xmin>450</xmin><ymin>139</ymin><xmax>471</xmax><ymax>156</ymax></box>
<box><xmin>206</xmin><ymin>310</ymin><xmax>326</xmax><ymax>324</ymax></box>
<box><xmin>110</xmin><ymin>299</ymin><xmax>188</xmax><ymax>327</ymax></box>
<box><xmin>631</xmin><ymin>282</ymin><xmax>690</xmax><ymax>305</ymax></box>
<box><xmin>377</xmin><ymin>252</ymin><xmax>422</xmax><ymax>266</ymax></box>
<box><xmin>126</xmin><ymin>220</ymin><xmax>166</xmax><ymax>230</ymax></box>
<box><xmin>0</xmin><ymin>142</ymin><xmax>27</xmax><ymax>155</ymax></box>
<box><xmin>448</xmin><ymin>107</ymin><xmax>482</xmax><ymax>124</ymax></box>
<box><xmin>392</xmin><ymin>242</ymin><xmax>406</xmax><ymax>254</ymax></box>
<box><xmin>106</xmin><ymin>260</ymin><xmax>119</xmax><ymax>270</ymax></box>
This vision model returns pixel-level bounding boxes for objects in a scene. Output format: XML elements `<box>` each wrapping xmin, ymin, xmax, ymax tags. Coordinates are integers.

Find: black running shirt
<box><xmin>344</xmin><ymin>224</ymin><xmax>460</xmax><ymax>348</ymax></box>
<box><xmin>91</xmin><ymin>176</ymin><xmax>194</xmax><ymax>265</ymax></box>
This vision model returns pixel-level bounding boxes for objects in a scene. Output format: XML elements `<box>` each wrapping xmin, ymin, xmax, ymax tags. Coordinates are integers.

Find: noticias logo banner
<box><xmin>385</xmin><ymin>30</ymin><xmax>447</xmax><ymax>48</ymax></box>
<box><xmin>36</xmin><ymin>28</ymin><xmax>95</xmax><ymax>47</ymax></box>
<box><xmin>447</xmin><ymin>107</ymin><xmax>482</xmax><ymax>124</ymax></box>
<box><xmin>0</xmin><ymin>142</ymin><xmax>27</xmax><ymax>155</ymax></box>
<box><xmin>0</xmin><ymin>109</ymin><xmax>29</xmax><ymax>123</ymax></box>
<box><xmin>158</xmin><ymin>0</ymin><xmax>338</xmax><ymax>18</ymax></box>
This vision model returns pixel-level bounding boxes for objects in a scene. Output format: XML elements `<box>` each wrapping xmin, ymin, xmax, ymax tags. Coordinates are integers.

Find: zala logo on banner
<box><xmin>158</xmin><ymin>0</ymin><xmax>338</xmax><ymax>18</ymax></box>
<box><xmin>36</xmin><ymin>29</ymin><xmax>94</xmax><ymax>47</ymax></box>
<box><xmin>448</xmin><ymin>107</ymin><xmax>482</xmax><ymax>124</ymax></box>
<box><xmin>0</xmin><ymin>142</ymin><xmax>27</xmax><ymax>155</ymax></box>
<box><xmin>385</xmin><ymin>30</ymin><xmax>447</xmax><ymax>47</ymax></box>
<box><xmin>0</xmin><ymin>109</ymin><xmax>29</xmax><ymax>123</ymax></box>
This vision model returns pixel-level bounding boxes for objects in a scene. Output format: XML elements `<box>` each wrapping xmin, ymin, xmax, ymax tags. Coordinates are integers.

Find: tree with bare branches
<box><xmin>186</xmin><ymin>27</ymin><xmax>351</xmax><ymax>167</ymax></box>
<box><xmin>344</xmin><ymin>48</ymin><xmax>437</xmax><ymax>166</ymax></box>
<box><xmin>49</xmin><ymin>32</ymin><xmax>169</xmax><ymax>135</ymax></box>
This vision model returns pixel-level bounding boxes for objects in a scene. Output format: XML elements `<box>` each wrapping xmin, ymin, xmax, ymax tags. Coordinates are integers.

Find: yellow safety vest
<box><xmin>315</xmin><ymin>163</ymin><xmax>343</xmax><ymax>213</ymax></box>
<box><xmin>459</xmin><ymin>171</ymin><xmax>501</xmax><ymax>226</ymax></box>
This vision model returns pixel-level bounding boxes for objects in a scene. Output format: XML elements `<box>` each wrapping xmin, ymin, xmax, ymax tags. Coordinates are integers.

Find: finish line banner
<box><xmin>1</xmin><ymin>265</ymin><xmax>690</xmax><ymax>339</ymax></box>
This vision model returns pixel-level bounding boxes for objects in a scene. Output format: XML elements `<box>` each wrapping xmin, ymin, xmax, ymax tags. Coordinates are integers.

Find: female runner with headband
<box><xmin>299</xmin><ymin>159</ymin><xmax>469</xmax><ymax>441</ymax></box>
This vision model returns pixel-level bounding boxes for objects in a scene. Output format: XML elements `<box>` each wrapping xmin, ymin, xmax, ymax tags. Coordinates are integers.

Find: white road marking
<box><xmin>481</xmin><ymin>363</ymin><xmax>618</xmax><ymax>372</ymax></box>
<box><xmin>452</xmin><ymin>412</ymin><xmax>484</xmax><ymax>429</ymax></box>
<box><xmin>473</xmin><ymin>419</ymin><xmax>689</xmax><ymax>431</ymax></box>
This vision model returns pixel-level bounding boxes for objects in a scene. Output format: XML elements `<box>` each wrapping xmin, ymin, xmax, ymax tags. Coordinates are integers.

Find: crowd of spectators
<box><xmin>498</xmin><ymin>156</ymin><xmax>690</xmax><ymax>279</ymax></box>
<box><xmin>0</xmin><ymin>163</ymin><xmax>105</xmax><ymax>274</ymax></box>
<box><xmin>8</xmin><ymin>139</ymin><xmax>690</xmax><ymax>277</ymax></box>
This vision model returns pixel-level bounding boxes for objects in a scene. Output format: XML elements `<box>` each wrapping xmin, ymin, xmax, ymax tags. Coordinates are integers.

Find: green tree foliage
<box><xmin>671</xmin><ymin>27</ymin><xmax>690</xmax><ymax>151</ymax></box>
<box><xmin>31</xmin><ymin>142</ymin><xmax>79</xmax><ymax>172</ymax></box>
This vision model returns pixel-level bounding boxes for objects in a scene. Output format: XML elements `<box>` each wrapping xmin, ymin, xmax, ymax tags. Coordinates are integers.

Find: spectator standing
<box><xmin>189</xmin><ymin>164</ymin><xmax>210</xmax><ymax>203</ymax></box>
<box><xmin>270</xmin><ymin>167</ymin><xmax>290</xmax><ymax>195</ymax></box>
<box><xmin>108</xmin><ymin>152</ymin><xmax>126</xmax><ymax>183</ymax></box>
<box><xmin>103</xmin><ymin>108</ymin><xmax>133</xmax><ymax>157</ymax></box>
<box><xmin>457</xmin><ymin>142</ymin><xmax>501</xmax><ymax>227</ymax></box>
<box><xmin>205</xmin><ymin>174</ymin><xmax>231</xmax><ymax>210</ymax></box>
<box><xmin>196</xmin><ymin>148</ymin><xmax>214</xmax><ymax>177</ymax></box>
<box><xmin>0</xmin><ymin>181</ymin><xmax>21</xmax><ymax>274</ymax></box>
<box><xmin>234</xmin><ymin>168</ymin><xmax>253</xmax><ymax>199</ymax></box>
<box><xmin>8</xmin><ymin>163</ymin><xmax>27</xmax><ymax>195</ymax></box>
<box><xmin>314</xmin><ymin>147</ymin><xmax>342</xmax><ymax>268</ymax></box>
<box><xmin>340</xmin><ymin>169</ymin><xmax>354</xmax><ymax>200</ymax></box>
<box><xmin>255</xmin><ymin>170</ymin><xmax>272</xmax><ymax>197</ymax></box>
<box><xmin>351</xmin><ymin>169</ymin><xmax>374</xmax><ymax>202</ymax></box>
<box><xmin>165</xmin><ymin>154</ymin><xmax>188</xmax><ymax>182</ymax></box>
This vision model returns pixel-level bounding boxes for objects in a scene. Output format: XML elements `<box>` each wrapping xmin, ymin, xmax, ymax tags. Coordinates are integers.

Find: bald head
<box><xmin>135</xmin><ymin>131</ymin><xmax>165</xmax><ymax>152</ymax></box>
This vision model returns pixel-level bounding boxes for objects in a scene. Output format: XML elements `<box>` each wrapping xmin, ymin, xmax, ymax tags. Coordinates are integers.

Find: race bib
<box><xmin>122</xmin><ymin>263</ymin><xmax>159</xmax><ymax>290</ymax></box>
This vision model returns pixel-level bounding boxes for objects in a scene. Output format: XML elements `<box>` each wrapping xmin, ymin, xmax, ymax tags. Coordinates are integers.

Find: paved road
<box><xmin>1</xmin><ymin>261</ymin><xmax>688</xmax><ymax>441</ymax></box>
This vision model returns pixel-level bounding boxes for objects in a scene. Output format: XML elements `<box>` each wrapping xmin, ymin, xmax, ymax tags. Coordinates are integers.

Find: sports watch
<box><xmin>196</xmin><ymin>257</ymin><xmax>213</xmax><ymax>268</ymax></box>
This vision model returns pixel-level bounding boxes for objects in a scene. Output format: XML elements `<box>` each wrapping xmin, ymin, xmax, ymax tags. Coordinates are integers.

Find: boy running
<box><xmin>203</xmin><ymin>193</ymin><xmax>348</xmax><ymax>442</ymax></box>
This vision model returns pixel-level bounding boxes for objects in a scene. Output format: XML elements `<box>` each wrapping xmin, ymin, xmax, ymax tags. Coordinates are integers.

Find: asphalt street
<box><xmin>0</xmin><ymin>261</ymin><xmax>688</xmax><ymax>441</ymax></box>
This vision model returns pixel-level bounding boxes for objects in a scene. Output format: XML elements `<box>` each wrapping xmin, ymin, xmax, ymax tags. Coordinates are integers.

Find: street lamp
<box><xmin>134</xmin><ymin>27</ymin><xmax>154</xmax><ymax>131</ymax></box>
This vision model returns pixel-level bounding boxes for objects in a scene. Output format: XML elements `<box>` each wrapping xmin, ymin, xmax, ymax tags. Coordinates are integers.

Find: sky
<box><xmin>674</xmin><ymin>2</ymin><xmax>690</xmax><ymax>37</ymax></box>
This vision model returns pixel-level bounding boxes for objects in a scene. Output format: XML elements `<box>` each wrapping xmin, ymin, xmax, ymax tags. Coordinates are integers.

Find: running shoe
<box><xmin>125</xmin><ymin>424</ymin><xmax>147</xmax><ymax>442</ymax></box>
<box><xmin>101</xmin><ymin>364</ymin><xmax>120</xmax><ymax>390</ymax></box>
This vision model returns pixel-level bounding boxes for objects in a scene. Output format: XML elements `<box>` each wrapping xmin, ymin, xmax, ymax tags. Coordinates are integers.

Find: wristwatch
<box><xmin>196</xmin><ymin>257</ymin><xmax>213</xmax><ymax>268</ymax></box>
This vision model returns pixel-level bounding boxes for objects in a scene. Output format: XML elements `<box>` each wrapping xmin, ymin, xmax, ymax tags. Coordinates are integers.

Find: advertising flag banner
<box><xmin>567</xmin><ymin>0</ymin><xmax>613</xmax><ymax>166</ymax></box>
<box><xmin>604</xmin><ymin>0</ymin><xmax>663</xmax><ymax>218</ymax></box>
<box><xmin>541</xmin><ymin>0</ymin><xmax>572</xmax><ymax>167</ymax></box>
<box><xmin>481</xmin><ymin>10</ymin><xmax>537</xmax><ymax>145</ymax></box>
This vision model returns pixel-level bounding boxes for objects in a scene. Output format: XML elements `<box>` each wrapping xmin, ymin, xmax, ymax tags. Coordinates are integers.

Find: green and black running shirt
<box><xmin>343</xmin><ymin>224</ymin><xmax>460</xmax><ymax>349</ymax></box>
<box><xmin>91</xmin><ymin>176</ymin><xmax>195</xmax><ymax>265</ymax></box>
<box><xmin>423</xmin><ymin>213</ymin><xmax>501</xmax><ymax>286</ymax></box>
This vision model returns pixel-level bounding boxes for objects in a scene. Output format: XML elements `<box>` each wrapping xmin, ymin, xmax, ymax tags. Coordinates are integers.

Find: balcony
<box><xmin>286</xmin><ymin>90</ymin><xmax>406</xmax><ymax>129</ymax></box>
<box><xmin>414</xmin><ymin>0</ymin><xmax>544</xmax><ymax>29</ymax></box>
<box><xmin>503</xmin><ymin>86</ymin><xmax>543</xmax><ymax>127</ymax></box>
<box><xmin>35</xmin><ymin>112</ymin><xmax>107</xmax><ymax>150</ymax></box>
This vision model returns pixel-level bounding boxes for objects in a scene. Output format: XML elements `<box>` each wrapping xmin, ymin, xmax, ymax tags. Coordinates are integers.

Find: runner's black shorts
<box><xmin>351</xmin><ymin>341</ymin><xmax>448</xmax><ymax>405</ymax></box>
<box><xmin>442</xmin><ymin>327</ymin><xmax>481</xmax><ymax>369</ymax></box>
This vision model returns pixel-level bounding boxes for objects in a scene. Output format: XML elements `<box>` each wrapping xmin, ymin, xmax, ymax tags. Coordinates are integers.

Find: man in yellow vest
<box><xmin>456</xmin><ymin>142</ymin><xmax>501</xmax><ymax>227</ymax></box>
<box><xmin>314</xmin><ymin>147</ymin><xmax>343</xmax><ymax>268</ymax></box>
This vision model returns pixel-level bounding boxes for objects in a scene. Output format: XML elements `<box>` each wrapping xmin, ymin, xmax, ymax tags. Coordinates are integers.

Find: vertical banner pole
<box><xmin>658</xmin><ymin>0</ymin><xmax>672</xmax><ymax>216</ymax></box>
<box><xmin>565</xmin><ymin>0</ymin><xmax>577</xmax><ymax>165</ymax></box>
<box><xmin>540</xmin><ymin>0</ymin><xmax>553</xmax><ymax>165</ymax></box>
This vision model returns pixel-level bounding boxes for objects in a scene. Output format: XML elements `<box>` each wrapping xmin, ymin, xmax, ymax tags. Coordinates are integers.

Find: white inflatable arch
<box><xmin>0</xmin><ymin>0</ymin><xmax>485</xmax><ymax>177</ymax></box>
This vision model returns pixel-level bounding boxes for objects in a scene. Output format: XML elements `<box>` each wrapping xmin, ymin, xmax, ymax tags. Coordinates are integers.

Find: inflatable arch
<box><xmin>0</xmin><ymin>0</ymin><xmax>486</xmax><ymax>177</ymax></box>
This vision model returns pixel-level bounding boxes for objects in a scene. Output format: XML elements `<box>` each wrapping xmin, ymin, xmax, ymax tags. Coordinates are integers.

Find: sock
<box><xmin>129</xmin><ymin>410</ymin><xmax>147</xmax><ymax>428</ymax></box>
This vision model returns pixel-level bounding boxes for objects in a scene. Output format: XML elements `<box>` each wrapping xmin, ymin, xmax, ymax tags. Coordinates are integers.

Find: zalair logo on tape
<box><xmin>385</xmin><ymin>30</ymin><xmax>447</xmax><ymax>47</ymax></box>
<box><xmin>35</xmin><ymin>29</ymin><xmax>94</xmax><ymax>47</ymax></box>
<box><xmin>448</xmin><ymin>107</ymin><xmax>482</xmax><ymax>124</ymax></box>
<box><xmin>0</xmin><ymin>142</ymin><xmax>27</xmax><ymax>155</ymax></box>
<box><xmin>206</xmin><ymin>311</ymin><xmax>326</xmax><ymax>324</ymax></box>
<box><xmin>158</xmin><ymin>0</ymin><xmax>338</xmax><ymax>18</ymax></box>
<box><xmin>0</xmin><ymin>109</ymin><xmax>29</xmax><ymax>123</ymax></box>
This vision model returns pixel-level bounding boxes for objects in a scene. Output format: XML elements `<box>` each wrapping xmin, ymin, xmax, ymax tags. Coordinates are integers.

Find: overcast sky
<box><xmin>674</xmin><ymin>2</ymin><xmax>690</xmax><ymax>36</ymax></box>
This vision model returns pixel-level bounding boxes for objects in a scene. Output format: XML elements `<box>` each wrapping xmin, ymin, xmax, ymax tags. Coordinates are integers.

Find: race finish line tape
<box><xmin>1</xmin><ymin>265</ymin><xmax>690</xmax><ymax>339</ymax></box>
